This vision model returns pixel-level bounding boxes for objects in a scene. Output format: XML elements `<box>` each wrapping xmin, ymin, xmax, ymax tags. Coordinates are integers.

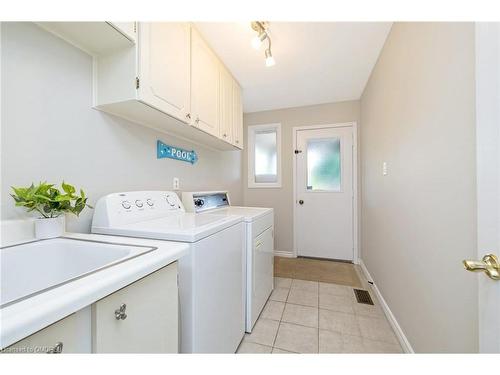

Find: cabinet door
<box><xmin>232</xmin><ymin>80</ymin><xmax>243</xmax><ymax>149</ymax></box>
<box><xmin>92</xmin><ymin>263</ymin><xmax>179</xmax><ymax>353</ymax></box>
<box><xmin>219</xmin><ymin>67</ymin><xmax>233</xmax><ymax>144</ymax></box>
<box><xmin>4</xmin><ymin>308</ymin><xmax>91</xmax><ymax>354</ymax></box>
<box><xmin>252</xmin><ymin>227</ymin><xmax>274</xmax><ymax>327</ymax></box>
<box><xmin>138</xmin><ymin>23</ymin><xmax>191</xmax><ymax>123</ymax></box>
<box><xmin>191</xmin><ymin>27</ymin><xmax>220</xmax><ymax>137</ymax></box>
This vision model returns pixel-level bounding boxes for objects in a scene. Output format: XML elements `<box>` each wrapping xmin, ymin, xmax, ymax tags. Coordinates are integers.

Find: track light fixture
<box><xmin>251</xmin><ymin>21</ymin><xmax>275</xmax><ymax>67</ymax></box>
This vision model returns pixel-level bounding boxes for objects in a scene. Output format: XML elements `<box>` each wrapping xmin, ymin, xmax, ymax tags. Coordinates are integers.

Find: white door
<box><xmin>473</xmin><ymin>22</ymin><xmax>500</xmax><ymax>353</ymax></box>
<box><xmin>295</xmin><ymin>125</ymin><xmax>354</xmax><ymax>261</ymax></box>
<box><xmin>232</xmin><ymin>79</ymin><xmax>243</xmax><ymax>148</ymax></box>
<box><xmin>219</xmin><ymin>67</ymin><xmax>233</xmax><ymax>143</ymax></box>
<box><xmin>92</xmin><ymin>264</ymin><xmax>178</xmax><ymax>353</ymax></box>
<box><xmin>138</xmin><ymin>22</ymin><xmax>191</xmax><ymax>123</ymax></box>
<box><xmin>251</xmin><ymin>226</ymin><xmax>274</xmax><ymax>330</ymax></box>
<box><xmin>191</xmin><ymin>27</ymin><xmax>220</xmax><ymax>137</ymax></box>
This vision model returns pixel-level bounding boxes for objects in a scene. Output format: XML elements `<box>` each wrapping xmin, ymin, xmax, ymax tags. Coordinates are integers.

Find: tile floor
<box><xmin>274</xmin><ymin>256</ymin><xmax>363</xmax><ymax>287</ymax></box>
<box><xmin>237</xmin><ymin>267</ymin><xmax>403</xmax><ymax>354</ymax></box>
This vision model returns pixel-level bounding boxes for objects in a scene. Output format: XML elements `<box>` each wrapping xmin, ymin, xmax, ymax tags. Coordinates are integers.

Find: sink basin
<box><xmin>0</xmin><ymin>237</ymin><xmax>156</xmax><ymax>307</ymax></box>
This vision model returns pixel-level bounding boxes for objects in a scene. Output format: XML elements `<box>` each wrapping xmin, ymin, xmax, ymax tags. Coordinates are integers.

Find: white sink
<box><xmin>0</xmin><ymin>237</ymin><xmax>156</xmax><ymax>307</ymax></box>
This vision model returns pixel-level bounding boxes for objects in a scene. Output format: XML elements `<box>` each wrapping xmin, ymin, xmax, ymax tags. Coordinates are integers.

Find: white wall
<box><xmin>360</xmin><ymin>22</ymin><xmax>477</xmax><ymax>352</ymax></box>
<box><xmin>243</xmin><ymin>101</ymin><xmax>360</xmax><ymax>255</ymax></box>
<box><xmin>1</xmin><ymin>22</ymin><xmax>242</xmax><ymax>233</ymax></box>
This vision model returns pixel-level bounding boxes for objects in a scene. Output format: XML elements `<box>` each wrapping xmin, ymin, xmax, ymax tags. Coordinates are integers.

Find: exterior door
<box><xmin>295</xmin><ymin>125</ymin><xmax>354</xmax><ymax>261</ymax></box>
<box><xmin>474</xmin><ymin>22</ymin><xmax>500</xmax><ymax>353</ymax></box>
<box><xmin>138</xmin><ymin>23</ymin><xmax>191</xmax><ymax>123</ymax></box>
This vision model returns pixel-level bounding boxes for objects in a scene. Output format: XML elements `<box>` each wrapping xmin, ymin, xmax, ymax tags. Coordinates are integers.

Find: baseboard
<box><xmin>359</xmin><ymin>259</ymin><xmax>415</xmax><ymax>354</ymax></box>
<box><xmin>274</xmin><ymin>250</ymin><xmax>295</xmax><ymax>258</ymax></box>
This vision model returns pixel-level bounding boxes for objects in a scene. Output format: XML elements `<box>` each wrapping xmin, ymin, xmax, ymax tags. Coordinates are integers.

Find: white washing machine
<box><xmin>91</xmin><ymin>191</ymin><xmax>245</xmax><ymax>353</ymax></box>
<box><xmin>182</xmin><ymin>191</ymin><xmax>274</xmax><ymax>332</ymax></box>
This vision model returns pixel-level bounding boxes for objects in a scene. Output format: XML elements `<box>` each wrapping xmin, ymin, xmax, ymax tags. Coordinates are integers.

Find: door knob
<box><xmin>115</xmin><ymin>303</ymin><xmax>128</xmax><ymax>320</ymax></box>
<box><xmin>463</xmin><ymin>254</ymin><xmax>500</xmax><ymax>280</ymax></box>
<box><xmin>298</xmin><ymin>200</ymin><xmax>304</xmax><ymax>205</ymax></box>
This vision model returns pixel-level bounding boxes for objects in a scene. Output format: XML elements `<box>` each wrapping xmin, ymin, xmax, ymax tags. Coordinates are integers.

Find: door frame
<box><xmin>292</xmin><ymin>122</ymin><xmax>359</xmax><ymax>263</ymax></box>
<box><xmin>475</xmin><ymin>22</ymin><xmax>500</xmax><ymax>353</ymax></box>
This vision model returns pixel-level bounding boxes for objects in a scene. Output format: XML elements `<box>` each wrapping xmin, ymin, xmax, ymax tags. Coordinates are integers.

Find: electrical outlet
<box><xmin>382</xmin><ymin>162</ymin><xmax>388</xmax><ymax>176</ymax></box>
<box><xmin>173</xmin><ymin>177</ymin><xmax>180</xmax><ymax>190</ymax></box>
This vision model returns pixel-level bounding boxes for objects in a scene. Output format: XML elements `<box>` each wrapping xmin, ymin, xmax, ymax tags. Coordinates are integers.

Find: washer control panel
<box><xmin>92</xmin><ymin>191</ymin><xmax>184</xmax><ymax>228</ymax></box>
<box><xmin>182</xmin><ymin>191</ymin><xmax>230</xmax><ymax>213</ymax></box>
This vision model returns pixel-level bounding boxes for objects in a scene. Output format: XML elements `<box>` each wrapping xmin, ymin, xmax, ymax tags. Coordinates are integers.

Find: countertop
<box><xmin>0</xmin><ymin>232</ymin><xmax>188</xmax><ymax>349</ymax></box>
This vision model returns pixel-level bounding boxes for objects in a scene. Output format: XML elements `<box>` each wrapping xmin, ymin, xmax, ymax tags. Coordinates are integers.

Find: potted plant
<box><xmin>11</xmin><ymin>182</ymin><xmax>92</xmax><ymax>239</ymax></box>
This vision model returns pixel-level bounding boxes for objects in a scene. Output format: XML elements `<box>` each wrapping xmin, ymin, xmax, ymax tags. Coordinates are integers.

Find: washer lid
<box><xmin>208</xmin><ymin>206</ymin><xmax>273</xmax><ymax>222</ymax></box>
<box><xmin>93</xmin><ymin>212</ymin><xmax>242</xmax><ymax>243</ymax></box>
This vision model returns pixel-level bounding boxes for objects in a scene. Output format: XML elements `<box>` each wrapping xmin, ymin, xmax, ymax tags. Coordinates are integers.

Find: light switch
<box><xmin>173</xmin><ymin>177</ymin><xmax>180</xmax><ymax>190</ymax></box>
<box><xmin>382</xmin><ymin>162</ymin><xmax>388</xmax><ymax>176</ymax></box>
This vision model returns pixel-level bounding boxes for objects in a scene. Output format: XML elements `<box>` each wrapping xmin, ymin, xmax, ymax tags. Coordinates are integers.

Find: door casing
<box><xmin>292</xmin><ymin>122</ymin><xmax>359</xmax><ymax>263</ymax></box>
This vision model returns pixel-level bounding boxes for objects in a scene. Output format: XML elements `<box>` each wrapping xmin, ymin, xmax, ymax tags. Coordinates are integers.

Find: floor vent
<box><xmin>353</xmin><ymin>289</ymin><xmax>374</xmax><ymax>305</ymax></box>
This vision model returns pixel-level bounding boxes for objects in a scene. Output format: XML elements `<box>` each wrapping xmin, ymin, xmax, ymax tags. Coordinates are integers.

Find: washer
<box><xmin>91</xmin><ymin>191</ymin><xmax>245</xmax><ymax>353</ymax></box>
<box><xmin>182</xmin><ymin>191</ymin><xmax>274</xmax><ymax>332</ymax></box>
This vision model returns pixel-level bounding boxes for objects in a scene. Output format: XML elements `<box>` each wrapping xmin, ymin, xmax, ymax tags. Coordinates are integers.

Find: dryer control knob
<box><xmin>165</xmin><ymin>195</ymin><xmax>176</xmax><ymax>207</ymax></box>
<box><xmin>122</xmin><ymin>200</ymin><xmax>131</xmax><ymax>209</ymax></box>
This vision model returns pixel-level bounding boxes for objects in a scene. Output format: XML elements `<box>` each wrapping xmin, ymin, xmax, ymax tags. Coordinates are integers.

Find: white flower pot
<box><xmin>34</xmin><ymin>216</ymin><xmax>65</xmax><ymax>239</ymax></box>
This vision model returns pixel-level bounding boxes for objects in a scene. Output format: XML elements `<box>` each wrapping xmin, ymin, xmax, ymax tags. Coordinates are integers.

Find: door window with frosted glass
<box><xmin>306</xmin><ymin>138</ymin><xmax>341</xmax><ymax>191</ymax></box>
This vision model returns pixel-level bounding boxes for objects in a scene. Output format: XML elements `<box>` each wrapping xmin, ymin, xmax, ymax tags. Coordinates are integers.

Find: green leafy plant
<box><xmin>11</xmin><ymin>182</ymin><xmax>93</xmax><ymax>218</ymax></box>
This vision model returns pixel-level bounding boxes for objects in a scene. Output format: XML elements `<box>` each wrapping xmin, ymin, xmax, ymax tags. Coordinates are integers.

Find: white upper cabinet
<box><xmin>190</xmin><ymin>28</ymin><xmax>220</xmax><ymax>137</ymax></box>
<box><xmin>138</xmin><ymin>23</ymin><xmax>191</xmax><ymax>123</ymax></box>
<box><xmin>219</xmin><ymin>67</ymin><xmax>234</xmax><ymax>144</ymax></box>
<box><xmin>85</xmin><ymin>22</ymin><xmax>242</xmax><ymax>150</ymax></box>
<box><xmin>232</xmin><ymin>79</ymin><xmax>243</xmax><ymax>149</ymax></box>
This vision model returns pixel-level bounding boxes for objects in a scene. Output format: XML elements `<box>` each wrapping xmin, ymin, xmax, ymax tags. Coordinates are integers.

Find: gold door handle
<box><xmin>463</xmin><ymin>254</ymin><xmax>500</xmax><ymax>280</ymax></box>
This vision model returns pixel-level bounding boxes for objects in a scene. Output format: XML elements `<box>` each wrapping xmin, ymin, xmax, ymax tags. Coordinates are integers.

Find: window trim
<box><xmin>247</xmin><ymin>123</ymin><xmax>282</xmax><ymax>188</ymax></box>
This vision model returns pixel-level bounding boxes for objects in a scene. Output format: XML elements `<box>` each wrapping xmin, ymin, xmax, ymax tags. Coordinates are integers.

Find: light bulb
<box><xmin>265</xmin><ymin>56</ymin><xmax>276</xmax><ymax>67</ymax></box>
<box><xmin>265</xmin><ymin>49</ymin><xmax>275</xmax><ymax>67</ymax></box>
<box><xmin>251</xmin><ymin>35</ymin><xmax>262</xmax><ymax>49</ymax></box>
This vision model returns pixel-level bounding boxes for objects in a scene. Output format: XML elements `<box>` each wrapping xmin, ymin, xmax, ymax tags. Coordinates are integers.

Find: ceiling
<box><xmin>195</xmin><ymin>22</ymin><xmax>392</xmax><ymax>113</ymax></box>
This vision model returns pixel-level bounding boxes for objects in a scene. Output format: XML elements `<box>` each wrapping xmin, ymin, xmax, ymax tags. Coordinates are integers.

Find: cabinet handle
<box><xmin>185</xmin><ymin>113</ymin><xmax>191</xmax><ymax>120</ymax></box>
<box><xmin>47</xmin><ymin>342</ymin><xmax>63</xmax><ymax>354</ymax></box>
<box><xmin>223</xmin><ymin>133</ymin><xmax>227</xmax><ymax>138</ymax></box>
<box><xmin>195</xmin><ymin>117</ymin><xmax>200</xmax><ymax>124</ymax></box>
<box><xmin>115</xmin><ymin>303</ymin><xmax>128</xmax><ymax>320</ymax></box>
<box><xmin>235</xmin><ymin>139</ymin><xmax>239</xmax><ymax>143</ymax></box>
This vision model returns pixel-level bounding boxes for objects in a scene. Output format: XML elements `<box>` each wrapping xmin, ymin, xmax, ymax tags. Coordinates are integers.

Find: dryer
<box><xmin>182</xmin><ymin>191</ymin><xmax>274</xmax><ymax>332</ymax></box>
<box><xmin>91</xmin><ymin>191</ymin><xmax>245</xmax><ymax>353</ymax></box>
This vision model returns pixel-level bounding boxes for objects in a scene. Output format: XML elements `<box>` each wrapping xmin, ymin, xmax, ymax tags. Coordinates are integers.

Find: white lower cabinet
<box><xmin>4</xmin><ymin>308</ymin><xmax>92</xmax><ymax>354</ymax></box>
<box><xmin>92</xmin><ymin>263</ymin><xmax>179</xmax><ymax>353</ymax></box>
<box><xmin>3</xmin><ymin>263</ymin><xmax>179</xmax><ymax>354</ymax></box>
